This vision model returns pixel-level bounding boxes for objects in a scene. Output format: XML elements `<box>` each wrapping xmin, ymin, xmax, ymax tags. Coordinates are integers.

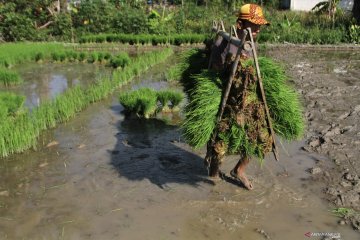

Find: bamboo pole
<box><xmin>247</xmin><ymin>27</ymin><xmax>280</xmax><ymax>162</ymax></box>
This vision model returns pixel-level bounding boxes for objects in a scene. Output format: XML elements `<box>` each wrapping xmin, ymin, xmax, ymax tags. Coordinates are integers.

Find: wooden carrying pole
<box><xmin>216</xmin><ymin>29</ymin><xmax>248</xmax><ymax>123</ymax></box>
<box><xmin>247</xmin><ymin>27</ymin><xmax>279</xmax><ymax>161</ymax></box>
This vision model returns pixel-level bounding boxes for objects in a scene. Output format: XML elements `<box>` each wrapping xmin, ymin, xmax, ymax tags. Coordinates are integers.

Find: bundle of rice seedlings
<box><xmin>34</xmin><ymin>52</ymin><xmax>44</xmax><ymax>62</ymax></box>
<box><xmin>119</xmin><ymin>88</ymin><xmax>158</xmax><ymax>118</ymax></box>
<box><xmin>181</xmin><ymin>70</ymin><xmax>222</xmax><ymax>149</ymax></box>
<box><xmin>167</xmin><ymin>91</ymin><xmax>184</xmax><ymax>109</ymax></box>
<box><xmin>78</xmin><ymin>52</ymin><xmax>87</xmax><ymax>62</ymax></box>
<box><xmin>156</xmin><ymin>90</ymin><xmax>172</xmax><ymax>111</ymax></box>
<box><xmin>256</xmin><ymin>57</ymin><xmax>304</xmax><ymax>140</ymax></box>
<box><xmin>110</xmin><ymin>53</ymin><xmax>131</xmax><ymax>68</ymax></box>
<box><xmin>182</xmin><ymin>57</ymin><xmax>304</xmax><ymax>157</ymax></box>
<box><xmin>87</xmin><ymin>52</ymin><xmax>98</xmax><ymax>63</ymax></box>
<box><xmin>0</xmin><ymin>68</ymin><xmax>23</xmax><ymax>86</ymax></box>
<box><xmin>156</xmin><ymin>90</ymin><xmax>184</xmax><ymax>111</ymax></box>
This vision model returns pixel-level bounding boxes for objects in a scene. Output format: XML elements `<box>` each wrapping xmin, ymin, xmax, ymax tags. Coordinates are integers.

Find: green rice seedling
<box><xmin>86</xmin><ymin>78</ymin><xmax>114</xmax><ymax>103</ymax></box>
<box><xmin>0</xmin><ymin>92</ymin><xmax>25</xmax><ymax>116</ymax></box>
<box><xmin>104</xmin><ymin>52</ymin><xmax>112</xmax><ymax>60</ymax></box>
<box><xmin>182</xmin><ymin>70</ymin><xmax>223</xmax><ymax>149</ymax></box>
<box><xmin>0</xmin><ymin>68</ymin><xmax>23</xmax><ymax>86</ymax></box>
<box><xmin>0</xmin><ymin>113</ymin><xmax>39</xmax><ymax>157</ymax></box>
<box><xmin>254</xmin><ymin>57</ymin><xmax>305</xmax><ymax>140</ymax></box>
<box><xmin>119</xmin><ymin>88</ymin><xmax>158</xmax><ymax>118</ymax></box>
<box><xmin>78</xmin><ymin>52</ymin><xmax>87</xmax><ymax>62</ymax></box>
<box><xmin>182</xmin><ymin>57</ymin><xmax>304</xmax><ymax>153</ymax></box>
<box><xmin>331</xmin><ymin>208</ymin><xmax>356</xmax><ymax>218</ymax></box>
<box><xmin>35</xmin><ymin>52</ymin><xmax>44</xmax><ymax>62</ymax></box>
<box><xmin>54</xmin><ymin>86</ymin><xmax>88</xmax><ymax>122</ymax></box>
<box><xmin>168</xmin><ymin>91</ymin><xmax>184</xmax><ymax>109</ymax></box>
<box><xmin>157</xmin><ymin>90</ymin><xmax>184</xmax><ymax>111</ymax></box>
<box><xmin>0</xmin><ymin>43</ymin><xmax>65</xmax><ymax>67</ymax></box>
<box><xmin>0</xmin><ymin>48</ymin><xmax>174</xmax><ymax>158</ymax></box>
<box><xmin>110</xmin><ymin>53</ymin><xmax>131</xmax><ymax>69</ymax></box>
<box><xmin>0</xmin><ymin>100</ymin><xmax>8</xmax><ymax>121</ymax></box>
<box><xmin>165</xmin><ymin>64</ymin><xmax>183</xmax><ymax>82</ymax></box>
<box><xmin>32</xmin><ymin>101</ymin><xmax>57</xmax><ymax>130</ymax></box>
<box><xmin>97</xmin><ymin>52</ymin><xmax>105</xmax><ymax>63</ymax></box>
<box><xmin>51</xmin><ymin>52</ymin><xmax>60</xmax><ymax>62</ymax></box>
<box><xmin>87</xmin><ymin>52</ymin><xmax>98</xmax><ymax>63</ymax></box>
<box><xmin>95</xmin><ymin>35</ymin><xmax>106</xmax><ymax>43</ymax></box>
<box><xmin>59</xmin><ymin>52</ymin><xmax>67</xmax><ymax>62</ymax></box>
<box><xmin>156</xmin><ymin>90</ymin><xmax>172</xmax><ymax>111</ymax></box>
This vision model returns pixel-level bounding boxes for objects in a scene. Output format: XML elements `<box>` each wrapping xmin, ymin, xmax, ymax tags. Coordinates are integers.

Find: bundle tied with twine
<box><xmin>181</xmin><ymin>56</ymin><xmax>305</xmax><ymax>160</ymax></box>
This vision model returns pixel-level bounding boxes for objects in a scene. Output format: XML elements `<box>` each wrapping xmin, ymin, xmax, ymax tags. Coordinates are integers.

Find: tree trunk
<box><xmin>354</xmin><ymin>0</ymin><xmax>360</xmax><ymax>24</ymax></box>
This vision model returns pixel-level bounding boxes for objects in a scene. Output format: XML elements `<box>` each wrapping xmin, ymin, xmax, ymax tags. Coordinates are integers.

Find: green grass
<box><xmin>0</xmin><ymin>67</ymin><xmax>23</xmax><ymax>86</ymax></box>
<box><xmin>0</xmin><ymin>48</ymin><xmax>174</xmax><ymax>158</ymax></box>
<box><xmin>258</xmin><ymin>10</ymin><xmax>352</xmax><ymax>44</ymax></box>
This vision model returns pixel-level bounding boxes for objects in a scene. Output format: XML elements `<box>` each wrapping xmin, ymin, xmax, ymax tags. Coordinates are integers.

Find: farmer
<box><xmin>205</xmin><ymin>4</ymin><xmax>270</xmax><ymax>190</ymax></box>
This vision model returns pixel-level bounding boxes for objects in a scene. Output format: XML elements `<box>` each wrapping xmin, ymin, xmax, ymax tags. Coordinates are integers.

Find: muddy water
<box><xmin>2</xmin><ymin>63</ymin><xmax>111</xmax><ymax>109</ymax></box>
<box><xmin>0</xmin><ymin>48</ymin><xmax>359</xmax><ymax>239</ymax></box>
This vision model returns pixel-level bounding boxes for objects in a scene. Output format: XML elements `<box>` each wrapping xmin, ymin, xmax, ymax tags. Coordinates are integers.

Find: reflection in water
<box><xmin>1</xmin><ymin>63</ymin><xmax>111</xmax><ymax>109</ymax></box>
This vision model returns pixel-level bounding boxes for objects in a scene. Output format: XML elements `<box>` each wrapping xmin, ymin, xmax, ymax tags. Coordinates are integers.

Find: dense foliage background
<box><xmin>0</xmin><ymin>0</ymin><xmax>359</xmax><ymax>43</ymax></box>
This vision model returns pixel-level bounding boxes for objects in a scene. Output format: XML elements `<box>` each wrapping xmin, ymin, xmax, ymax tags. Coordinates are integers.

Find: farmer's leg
<box><xmin>206</xmin><ymin>141</ymin><xmax>226</xmax><ymax>178</ymax></box>
<box><xmin>231</xmin><ymin>155</ymin><xmax>253</xmax><ymax>190</ymax></box>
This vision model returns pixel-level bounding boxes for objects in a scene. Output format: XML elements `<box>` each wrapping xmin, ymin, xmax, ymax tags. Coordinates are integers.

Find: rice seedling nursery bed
<box><xmin>79</xmin><ymin>33</ymin><xmax>208</xmax><ymax>46</ymax></box>
<box><xmin>0</xmin><ymin>45</ymin><xmax>174</xmax><ymax>158</ymax></box>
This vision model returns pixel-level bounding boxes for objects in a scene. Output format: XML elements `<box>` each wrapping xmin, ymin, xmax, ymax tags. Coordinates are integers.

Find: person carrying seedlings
<box><xmin>182</xmin><ymin>4</ymin><xmax>304</xmax><ymax>190</ymax></box>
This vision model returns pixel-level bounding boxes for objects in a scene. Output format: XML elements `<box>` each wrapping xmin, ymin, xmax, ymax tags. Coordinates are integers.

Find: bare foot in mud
<box><xmin>230</xmin><ymin>170</ymin><xmax>254</xmax><ymax>190</ymax></box>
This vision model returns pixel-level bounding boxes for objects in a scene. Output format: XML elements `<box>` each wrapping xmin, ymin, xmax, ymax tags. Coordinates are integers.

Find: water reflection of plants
<box><xmin>0</xmin><ymin>48</ymin><xmax>174</xmax><ymax>157</ymax></box>
<box><xmin>119</xmin><ymin>88</ymin><xmax>184</xmax><ymax>118</ymax></box>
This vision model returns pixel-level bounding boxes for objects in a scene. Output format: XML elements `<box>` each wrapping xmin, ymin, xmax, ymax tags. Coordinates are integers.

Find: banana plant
<box><xmin>312</xmin><ymin>0</ymin><xmax>340</xmax><ymax>26</ymax></box>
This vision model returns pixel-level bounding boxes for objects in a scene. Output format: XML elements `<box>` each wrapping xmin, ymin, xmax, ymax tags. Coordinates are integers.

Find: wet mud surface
<box><xmin>0</xmin><ymin>46</ymin><xmax>359</xmax><ymax>239</ymax></box>
<box><xmin>263</xmin><ymin>47</ymin><xmax>360</xmax><ymax>231</ymax></box>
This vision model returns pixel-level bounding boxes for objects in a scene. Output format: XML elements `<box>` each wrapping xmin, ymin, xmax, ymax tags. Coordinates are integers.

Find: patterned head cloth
<box><xmin>238</xmin><ymin>4</ymin><xmax>269</xmax><ymax>25</ymax></box>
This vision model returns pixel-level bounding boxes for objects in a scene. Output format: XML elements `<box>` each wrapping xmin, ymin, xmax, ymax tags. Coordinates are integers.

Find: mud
<box><xmin>263</xmin><ymin>46</ymin><xmax>360</xmax><ymax>231</ymax></box>
<box><xmin>0</xmin><ymin>46</ymin><xmax>359</xmax><ymax>239</ymax></box>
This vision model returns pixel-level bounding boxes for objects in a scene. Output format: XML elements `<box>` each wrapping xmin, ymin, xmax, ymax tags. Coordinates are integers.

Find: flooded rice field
<box><xmin>0</xmin><ymin>47</ymin><xmax>359</xmax><ymax>239</ymax></box>
<box><xmin>1</xmin><ymin>63</ymin><xmax>111</xmax><ymax>109</ymax></box>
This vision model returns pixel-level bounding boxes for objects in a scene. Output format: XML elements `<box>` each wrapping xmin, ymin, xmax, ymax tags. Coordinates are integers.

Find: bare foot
<box><xmin>230</xmin><ymin>170</ymin><xmax>254</xmax><ymax>190</ymax></box>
